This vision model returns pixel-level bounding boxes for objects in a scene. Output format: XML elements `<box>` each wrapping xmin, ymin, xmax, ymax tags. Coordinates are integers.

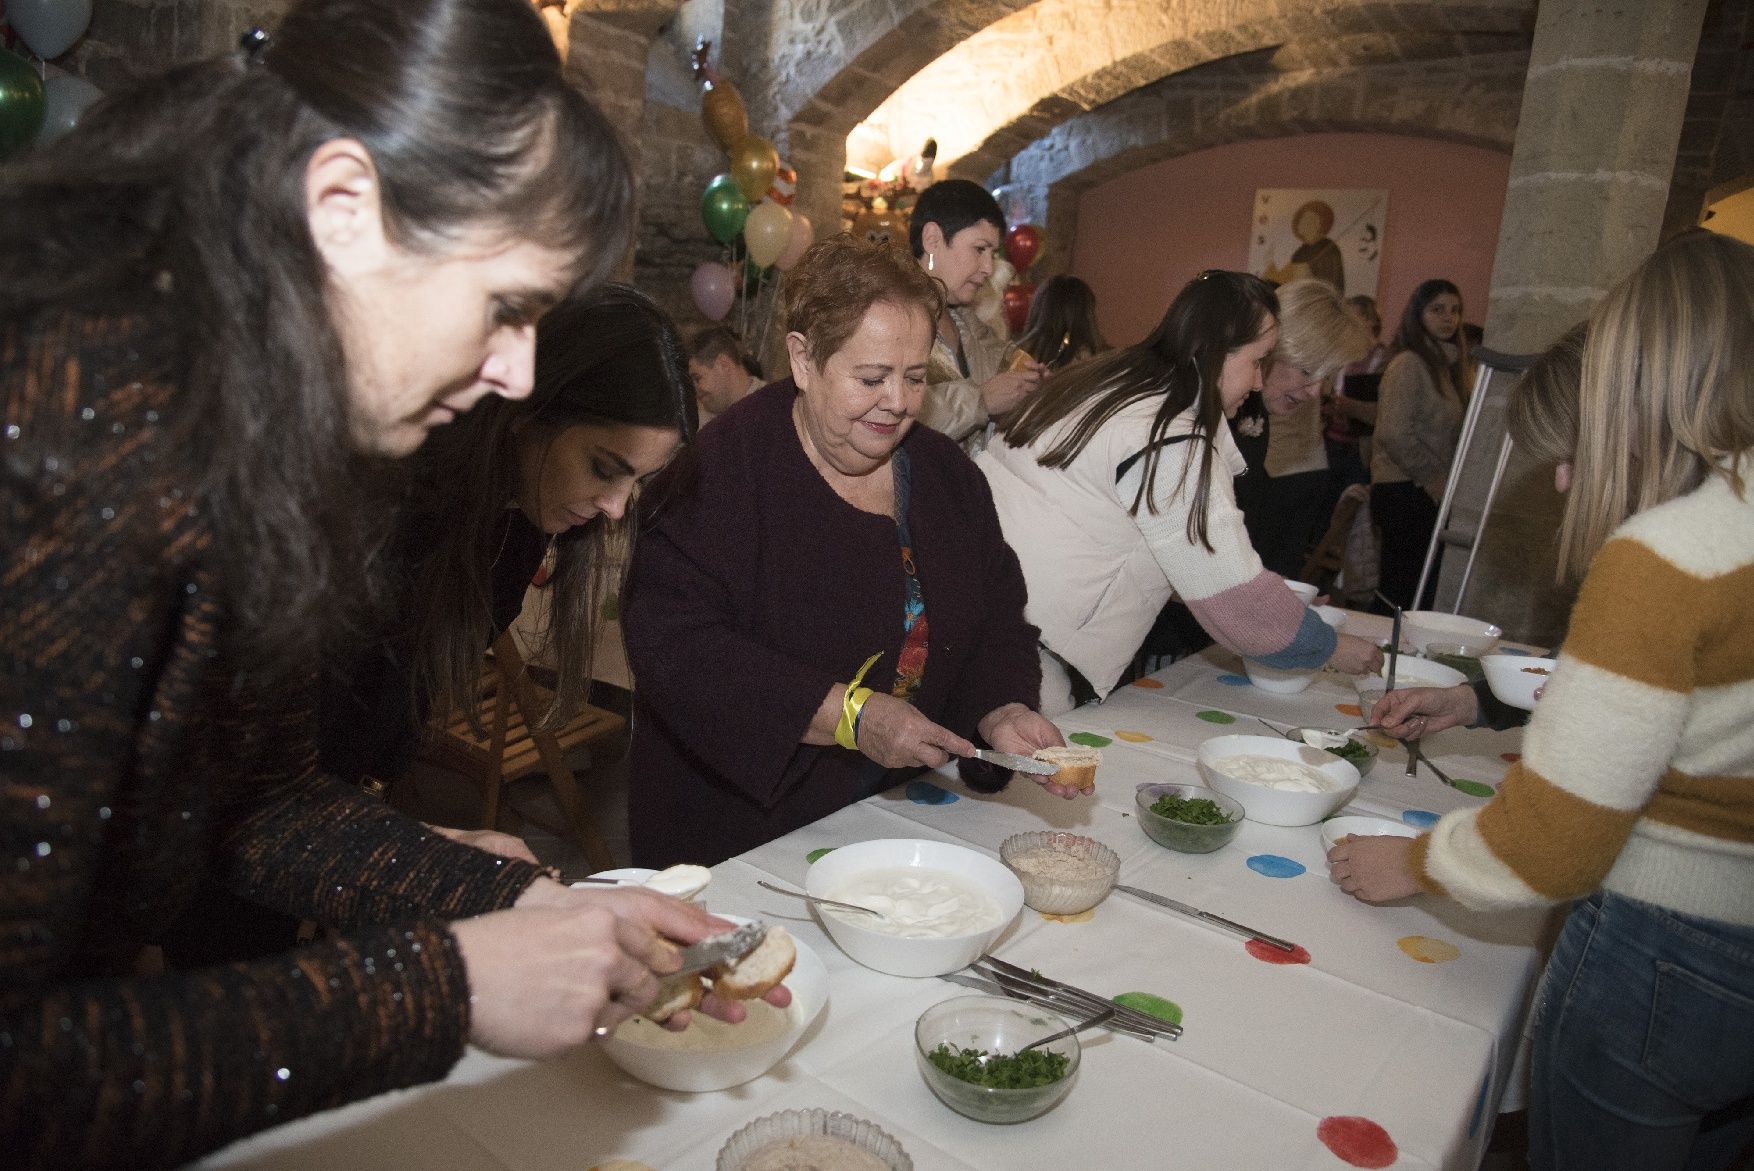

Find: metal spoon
<box><xmin>1018</xmin><ymin>1006</ymin><xmax>1117</xmax><ymax>1053</ymax></box>
<box><xmin>756</xmin><ymin>879</ymin><xmax>888</xmax><ymax>920</ymax></box>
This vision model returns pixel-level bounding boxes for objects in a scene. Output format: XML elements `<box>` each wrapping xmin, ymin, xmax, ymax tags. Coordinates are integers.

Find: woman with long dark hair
<box><xmin>1370</xmin><ymin>278</ymin><xmax>1473</xmax><ymax>610</ymax></box>
<box><xmin>979</xmin><ymin>271</ymin><xmax>1381</xmax><ymax>714</ymax></box>
<box><xmin>1017</xmin><ymin>273</ymin><xmax>1107</xmax><ymax>371</ymax></box>
<box><xmin>0</xmin><ymin>3</ymin><xmax>743</xmax><ymax>1165</ymax></box>
<box><xmin>323</xmin><ymin>284</ymin><xmax>698</xmax><ymax>786</ymax></box>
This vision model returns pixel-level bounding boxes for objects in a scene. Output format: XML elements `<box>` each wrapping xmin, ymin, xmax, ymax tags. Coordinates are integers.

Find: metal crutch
<box><xmin>1411</xmin><ymin>345</ymin><xmax>1540</xmax><ymax>615</ymax></box>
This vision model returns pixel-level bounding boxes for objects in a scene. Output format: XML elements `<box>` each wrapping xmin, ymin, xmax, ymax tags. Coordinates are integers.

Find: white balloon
<box><xmin>8</xmin><ymin>0</ymin><xmax>93</xmax><ymax>61</ymax></box>
<box><xmin>39</xmin><ymin>72</ymin><xmax>100</xmax><ymax>144</ymax></box>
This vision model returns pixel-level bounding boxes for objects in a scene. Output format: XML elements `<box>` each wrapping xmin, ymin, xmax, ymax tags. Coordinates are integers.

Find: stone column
<box><xmin>1436</xmin><ymin>0</ymin><xmax>1708</xmax><ymax>644</ymax></box>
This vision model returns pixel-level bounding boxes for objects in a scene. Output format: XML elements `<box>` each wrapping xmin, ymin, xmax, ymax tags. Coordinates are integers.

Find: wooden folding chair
<box><xmin>420</xmin><ymin>631</ymin><xmax>621</xmax><ymax>870</ymax></box>
<box><xmin>1299</xmin><ymin>483</ymin><xmax>1368</xmax><ymax>596</ymax></box>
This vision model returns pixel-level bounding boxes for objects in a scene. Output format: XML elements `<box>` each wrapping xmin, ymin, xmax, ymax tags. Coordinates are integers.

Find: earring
<box><xmin>926</xmin><ymin>251</ymin><xmax>935</xmax><ymax>273</ymax></box>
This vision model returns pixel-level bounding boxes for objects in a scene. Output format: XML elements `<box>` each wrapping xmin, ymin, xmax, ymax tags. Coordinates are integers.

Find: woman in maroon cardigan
<box><xmin>625</xmin><ymin>237</ymin><xmax>1075</xmax><ymax>867</ymax></box>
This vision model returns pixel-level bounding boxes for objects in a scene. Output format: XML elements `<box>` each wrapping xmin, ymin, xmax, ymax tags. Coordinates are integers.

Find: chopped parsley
<box><xmin>1322</xmin><ymin>739</ymin><xmax>1372</xmax><ymax>764</ymax></box>
<box><xmin>1149</xmin><ymin>793</ymin><xmax>1234</xmax><ymax>825</ymax></box>
<box><xmin>927</xmin><ymin>1042</ymin><xmax>1070</xmax><ymax>1088</ymax></box>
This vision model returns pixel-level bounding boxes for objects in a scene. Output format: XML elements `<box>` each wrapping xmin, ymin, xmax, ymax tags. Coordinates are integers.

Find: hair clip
<box><xmin>239</xmin><ymin>27</ymin><xmax>271</xmax><ymax>64</ymax></box>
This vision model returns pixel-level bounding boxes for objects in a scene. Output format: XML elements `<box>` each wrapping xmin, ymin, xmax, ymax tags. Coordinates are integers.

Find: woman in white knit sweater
<box><xmin>1329</xmin><ymin>230</ymin><xmax>1754</xmax><ymax>1171</ymax></box>
<box><xmin>977</xmin><ymin>270</ymin><xmax>1381</xmax><ymax>715</ymax></box>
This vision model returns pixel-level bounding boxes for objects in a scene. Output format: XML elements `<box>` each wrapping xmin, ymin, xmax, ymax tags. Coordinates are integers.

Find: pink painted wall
<box><xmin>1070</xmin><ymin>133</ymin><xmax>1511</xmax><ymax>347</ymax></box>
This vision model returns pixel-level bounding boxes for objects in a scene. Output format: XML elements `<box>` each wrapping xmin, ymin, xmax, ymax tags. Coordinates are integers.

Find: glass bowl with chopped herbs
<box><xmin>914</xmin><ymin>996</ymin><xmax>1081</xmax><ymax>1123</ymax></box>
<box><xmin>1134</xmin><ymin>782</ymin><xmax>1245</xmax><ymax>853</ymax></box>
<box><xmin>1286</xmin><ymin>727</ymin><xmax>1381</xmax><ymax>778</ymax></box>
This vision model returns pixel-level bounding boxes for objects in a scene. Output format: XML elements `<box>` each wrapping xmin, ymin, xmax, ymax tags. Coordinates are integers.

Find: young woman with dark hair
<box><xmin>0</xmin><ymin>3</ymin><xmax>749</xmax><ymax>1165</ymax></box>
<box><xmin>1017</xmin><ymin>273</ymin><xmax>1107</xmax><ymax>371</ymax></box>
<box><xmin>978</xmin><ymin>271</ymin><xmax>1381</xmax><ymax>714</ymax></box>
<box><xmin>323</xmin><ymin>283</ymin><xmax>699</xmax><ymax>787</ymax></box>
<box><xmin>1370</xmin><ymin>278</ymin><xmax>1473</xmax><ymax>610</ymax></box>
<box><xmin>908</xmin><ymin>179</ymin><xmax>1043</xmax><ymax>445</ymax></box>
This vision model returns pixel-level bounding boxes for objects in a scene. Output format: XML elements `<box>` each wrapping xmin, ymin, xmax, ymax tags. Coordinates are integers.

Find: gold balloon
<box><xmin>730</xmin><ymin>134</ymin><xmax>779</xmax><ymax>204</ymax></box>
<box><xmin>702</xmin><ymin>82</ymin><xmax>748</xmax><ymax>154</ymax></box>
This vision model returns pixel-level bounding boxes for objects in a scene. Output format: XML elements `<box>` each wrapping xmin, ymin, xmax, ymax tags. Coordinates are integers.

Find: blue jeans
<box><xmin>1529</xmin><ymin>891</ymin><xmax>1754</xmax><ymax>1171</ymax></box>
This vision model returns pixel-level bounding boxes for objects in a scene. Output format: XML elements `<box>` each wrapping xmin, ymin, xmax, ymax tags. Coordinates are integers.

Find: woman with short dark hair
<box><xmin>907</xmin><ymin>179</ymin><xmax>1043</xmax><ymax>445</ymax></box>
<box><xmin>0</xmin><ymin>2</ymin><xmax>737</xmax><ymax>1165</ymax></box>
<box><xmin>624</xmin><ymin>235</ymin><xmax>1074</xmax><ymax>868</ymax></box>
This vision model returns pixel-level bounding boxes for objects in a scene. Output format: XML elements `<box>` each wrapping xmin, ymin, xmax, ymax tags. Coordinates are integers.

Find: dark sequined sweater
<box><xmin>1</xmin><ymin>314</ymin><xmax>544</xmax><ymax>1168</ymax></box>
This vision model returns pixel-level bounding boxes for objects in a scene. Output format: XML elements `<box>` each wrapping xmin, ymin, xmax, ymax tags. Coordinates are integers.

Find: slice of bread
<box><xmin>1033</xmin><ymin>745</ymin><xmax>1102</xmax><ymax>792</ymax></box>
<box><xmin>709</xmin><ymin>925</ymin><xmax>796</xmax><ymax>1000</ymax></box>
<box><xmin>645</xmin><ymin>971</ymin><xmax>704</xmax><ymax>1022</ymax></box>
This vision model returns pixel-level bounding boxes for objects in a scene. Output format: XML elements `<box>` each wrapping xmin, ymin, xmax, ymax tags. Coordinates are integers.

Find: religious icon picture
<box><xmin>1249</xmin><ymin>188</ymin><xmax>1386</xmax><ymax>298</ymax></box>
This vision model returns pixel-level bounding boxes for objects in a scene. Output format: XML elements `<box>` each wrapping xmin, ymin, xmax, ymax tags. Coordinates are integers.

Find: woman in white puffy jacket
<box><xmin>977</xmin><ymin>270</ymin><xmax>1382</xmax><ymax>715</ymax></box>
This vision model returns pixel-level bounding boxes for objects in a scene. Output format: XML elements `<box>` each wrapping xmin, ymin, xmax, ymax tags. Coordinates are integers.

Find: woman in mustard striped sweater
<box><xmin>1328</xmin><ymin>230</ymin><xmax>1754</xmax><ymax>1171</ymax></box>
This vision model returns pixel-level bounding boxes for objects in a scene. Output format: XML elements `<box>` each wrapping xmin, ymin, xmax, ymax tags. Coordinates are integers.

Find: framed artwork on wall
<box><xmin>1248</xmin><ymin>187</ymin><xmax>1386</xmax><ymax>298</ymax></box>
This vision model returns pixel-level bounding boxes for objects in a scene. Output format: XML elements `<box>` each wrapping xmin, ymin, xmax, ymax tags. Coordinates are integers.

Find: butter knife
<box><xmin>1114</xmin><ymin>883</ymin><xmax>1297</xmax><ymax>953</ymax></box>
<box><xmin>969</xmin><ymin>747</ymin><xmax>1059</xmax><ymax>776</ymax></box>
<box><xmin>673</xmin><ymin>921</ymin><xmax>767</xmax><ymax>977</ymax></box>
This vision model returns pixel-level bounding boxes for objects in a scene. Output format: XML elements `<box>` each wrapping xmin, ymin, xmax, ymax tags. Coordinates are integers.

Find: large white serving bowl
<box><xmin>1244</xmin><ymin>658</ymin><xmax>1316</xmax><ymax>694</ymax></box>
<box><xmin>1314</xmin><ymin>605</ymin><xmax>1348</xmax><ymax>630</ymax></box>
<box><xmin>1481</xmin><ymin>654</ymin><xmax>1557</xmax><ymax>710</ymax></box>
<box><xmin>1401</xmin><ymin>611</ymin><xmax>1502</xmax><ymax>656</ymax></box>
<box><xmin>804</xmin><ymin>839</ymin><xmax>1024</xmax><ymax>977</ymax></box>
<box><xmin>1283</xmin><ymin>579</ymin><xmax>1320</xmax><ymax>606</ymax></box>
<box><xmin>1196</xmin><ymin>734</ymin><xmax>1360</xmax><ymax>826</ymax></box>
<box><xmin>1373</xmin><ymin>655</ymin><xmax>1469</xmax><ymax>691</ymax></box>
<box><xmin>599</xmin><ymin>918</ymin><xmax>829</xmax><ymax>1093</ymax></box>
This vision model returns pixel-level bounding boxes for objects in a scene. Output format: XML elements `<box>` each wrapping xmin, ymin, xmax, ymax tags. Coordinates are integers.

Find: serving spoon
<box><xmin>756</xmin><ymin>879</ymin><xmax>888</xmax><ymax>921</ymax></box>
<box><xmin>1017</xmin><ymin>1007</ymin><xmax>1116</xmax><ymax>1054</ymax></box>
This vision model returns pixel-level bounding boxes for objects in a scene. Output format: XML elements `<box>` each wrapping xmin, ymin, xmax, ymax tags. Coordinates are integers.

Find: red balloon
<box><xmin>1004</xmin><ymin>224</ymin><xmax>1042</xmax><ymax>270</ymax></box>
<box><xmin>1002</xmin><ymin>281</ymin><xmax>1036</xmax><ymax>335</ymax></box>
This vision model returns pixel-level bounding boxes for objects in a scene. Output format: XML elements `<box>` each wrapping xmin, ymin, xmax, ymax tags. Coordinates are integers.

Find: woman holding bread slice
<box><xmin>977</xmin><ymin>270</ymin><xmax>1382</xmax><ymax>716</ymax></box>
<box><xmin>624</xmin><ymin>235</ymin><xmax>1080</xmax><ymax>868</ymax></box>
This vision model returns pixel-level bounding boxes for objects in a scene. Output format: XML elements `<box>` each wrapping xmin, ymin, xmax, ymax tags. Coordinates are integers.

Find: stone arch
<box><xmin>777</xmin><ymin>0</ymin><xmax>1531</xmax><ymax>236</ymax></box>
<box><xmin>1010</xmin><ymin>52</ymin><xmax>1527</xmax><ymax>274</ymax></box>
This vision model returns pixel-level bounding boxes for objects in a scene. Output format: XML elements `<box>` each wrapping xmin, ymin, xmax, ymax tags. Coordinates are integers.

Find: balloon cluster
<box><xmin>0</xmin><ymin>0</ymin><xmax>101</xmax><ymax>162</ymax></box>
<box><xmin>689</xmin><ymin>38</ymin><xmax>813</xmax><ymax>323</ymax></box>
<box><xmin>999</xmin><ymin>223</ymin><xmax>1043</xmax><ymax>334</ymax></box>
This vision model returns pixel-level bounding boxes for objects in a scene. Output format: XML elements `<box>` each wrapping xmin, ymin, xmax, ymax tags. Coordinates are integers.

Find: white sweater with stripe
<box><xmin>1411</xmin><ymin>464</ymin><xmax>1754</xmax><ymax>928</ymax></box>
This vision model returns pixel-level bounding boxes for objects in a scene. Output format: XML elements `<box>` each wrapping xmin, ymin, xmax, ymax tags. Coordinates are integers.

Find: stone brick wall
<box><xmin>72</xmin><ymin>0</ymin><xmax>287</xmax><ymax>89</ymax></box>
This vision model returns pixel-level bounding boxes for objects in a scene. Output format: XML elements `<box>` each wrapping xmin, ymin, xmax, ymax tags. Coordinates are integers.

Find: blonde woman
<box><xmin>1330</xmin><ymin>231</ymin><xmax>1754</xmax><ymax>1171</ymax></box>
<box><xmin>1233</xmin><ymin>278</ymin><xmax>1373</xmax><ymax>576</ymax></box>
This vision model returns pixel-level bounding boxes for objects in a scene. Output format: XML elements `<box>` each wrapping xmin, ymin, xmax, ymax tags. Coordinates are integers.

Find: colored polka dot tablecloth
<box><xmin>209</xmin><ymin>608</ymin><xmax>1549</xmax><ymax>1171</ymax></box>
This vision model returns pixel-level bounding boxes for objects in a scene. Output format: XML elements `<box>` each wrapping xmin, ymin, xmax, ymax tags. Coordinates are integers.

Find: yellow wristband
<box><xmin>835</xmin><ymin>652</ymin><xmax>883</xmax><ymax>750</ymax></box>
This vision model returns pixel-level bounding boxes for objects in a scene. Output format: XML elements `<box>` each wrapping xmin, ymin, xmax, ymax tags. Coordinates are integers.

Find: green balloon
<box><xmin>0</xmin><ymin>49</ymin><xmax>46</xmax><ymax>162</ymax></box>
<box><xmin>701</xmin><ymin>173</ymin><xmax>749</xmax><ymax>245</ymax></box>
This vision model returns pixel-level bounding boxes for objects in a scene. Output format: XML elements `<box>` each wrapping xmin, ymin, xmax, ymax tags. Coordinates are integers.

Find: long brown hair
<box><xmin>1557</xmin><ymin>231</ymin><xmax>1754</xmax><ymax>579</ymax></box>
<box><xmin>0</xmin><ymin>0</ymin><xmax>632</xmax><ymax>675</ymax></box>
<box><xmin>410</xmin><ymin>286</ymin><xmax>695</xmax><ymax>731</ymax></box>
<box><xmin>1018</xmin><ymin>274</ymin><xmax>1107</xmax><ymax>369</ymax></box>
<box><xmin>1000</xmin><ymin>270</ymin><xmax>1278</xmax><ymax>549</ymax></box>
<box><xmin>1389</xmin><ymin>278</ymin><xmax>1472</xmax><ymax>402</ymax></box>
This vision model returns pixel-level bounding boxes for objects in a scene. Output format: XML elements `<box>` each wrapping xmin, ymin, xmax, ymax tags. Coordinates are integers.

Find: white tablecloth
<box><xmin>201</xmin><ymin>613</ymin><xmax>1549</xmax><ymax>1171</ymax></box>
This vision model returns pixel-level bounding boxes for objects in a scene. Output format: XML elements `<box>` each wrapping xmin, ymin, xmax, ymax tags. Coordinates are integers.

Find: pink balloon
<box><xmin>689</xmin><ymin>261</ymin><xmax>736</xmax><ymax>321</ymax></box>
<box><xmin>774</xmin><ymin>212</ymin><xmax>814</xmax><ymax>272</ymax></box>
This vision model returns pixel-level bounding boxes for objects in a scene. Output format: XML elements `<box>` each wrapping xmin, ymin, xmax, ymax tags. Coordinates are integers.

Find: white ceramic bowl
<box><xmin>1482</xmin><ymin>654</ymin><xmax>1557</xmax><ymax>710</ymax></box>
<box><xmin>804</xmin><ymin>839</ymin><xmax>1024</xmax><ymax>977</ymax></box>
<box><xmin>577</xmin><ymin>867</ymin><xmax>656</xmax><ymax>886</ymax></box>
<box><xmin>1314</xmin><ymin>604</ymin><xmax>1348</xmax><ymax>630</ymax></box>
<box><xmin>1283</xmin><ymin>579</ymin><xmax>1320</xmax><ymax>605</ymax></box>
<box><xmin>1319</xmin><ymin>815</ymin><xmax>1420</xmax><ymax>853</ymax></box>
<box><xmin>1373</xmin><ymin>655</ymin><xmax>1469</xmax><ymax>691</ymax></box>
<box><xmin>1401</xmin><ymin>611</ymin><xmax>1502</xmax><ymax>656</ymax></box>
<box><xmin>1196</xmin><ymin>734</ymin><xmax>1360</xmax><ymax>826</ymax></box>
<box><xmin>599</xmin><ymin>918</ymin><xmax>828</xmax><ymax>1092</ymax></box>
<box><xmin>1244</xmin><ymin>659</ymin><xmax>1316</xmax><ymax>694</ymax></box>
<box><xmin>717</xmin><ymin>1108</ymin><xmax>912</xmax><ymax>1171</ymax></box>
